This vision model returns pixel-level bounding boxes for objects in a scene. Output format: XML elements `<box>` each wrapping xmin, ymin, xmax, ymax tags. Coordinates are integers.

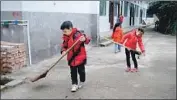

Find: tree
<box><xmin>147</xmin><ymin>1</ymin><xmax>177</xmax><ymax>35</ymax></box>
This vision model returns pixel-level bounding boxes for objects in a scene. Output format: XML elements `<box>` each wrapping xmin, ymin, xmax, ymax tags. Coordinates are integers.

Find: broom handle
<box><xmin>47</xmin><ymin>37</ymin><xmax>81</xmax><ymax>71</ymax></box>
<box><xmin>103</xmin><ymin>36</ymin><xmax>142</xmax><ymax>54</ymax></box>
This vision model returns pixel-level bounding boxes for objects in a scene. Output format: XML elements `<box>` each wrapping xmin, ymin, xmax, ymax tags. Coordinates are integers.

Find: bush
<box><xmin>147</xmin><ymin>1</ymin><xmax>177</xmax><ymax>35</ymax></box>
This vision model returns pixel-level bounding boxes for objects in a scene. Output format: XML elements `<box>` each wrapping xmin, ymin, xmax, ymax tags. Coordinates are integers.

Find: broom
<box><xmin>102</xmin><ymin>36</ymin><xmax>142</xmax><ymax>55</ymax></box>
<box><xmin>28</xmin><ymin>37</ymin><xmax>82</xmax><ymax>82</ymax></box>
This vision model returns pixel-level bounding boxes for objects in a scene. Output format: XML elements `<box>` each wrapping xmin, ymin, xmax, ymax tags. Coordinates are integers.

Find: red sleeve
<box><xmin>83</xmin><ymin>34</ymin><xmax>91</xmax><ymax>44</ymax></box>
<box><xmin>111</xmin><ymin>32</ymin><xmax>114</xmax><ymax>39</ymax></box>
<box><xmin>81</xmin><ymin>33</ymin><xmax>91</xmax><ymax>44</ymax></box>
<box><xmin>120</xmin><ymin>29</ymin><xmax>123</xmax><ymax>40</ymax></box>
<box><xmin>60</xmin><ymin>35</ymin><xmax>69</xmax><ymax>54</ymax></box>
<box><xmin>120</xmin><ymin>32</ymin><xmax>131</xmax><ymax>44</ymax></box>
<box><xmin>138</xmin><ymin>37</ymin><xmax>145</xmax><ymax>52</ymax></box>
<box><xmin>73</xmin><ymin>32</ymin><xmax>90</xmax><ymax>46</ymax></box>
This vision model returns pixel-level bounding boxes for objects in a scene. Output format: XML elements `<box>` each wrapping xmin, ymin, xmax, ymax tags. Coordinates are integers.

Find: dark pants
<box><xmin>125</xmin><ymin>48</ymin><xmax>138</xmax><ymax>68</ymax></box>
<box><xmin>70</xmin><ymin>64</ymin><xmax>86</xmax><ymax>85</ymax></box>
<box><xmin>120</xmin><ymin>22</ymin><xmax>122</xmax><ymax>28</ymax></box>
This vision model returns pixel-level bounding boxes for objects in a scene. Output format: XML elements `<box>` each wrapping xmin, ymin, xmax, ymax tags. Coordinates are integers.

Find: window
<box><xmin>136</xmin><ymin>5</ymin><xmax>139</xmax><ymax>17</ymax></box>
<box><xmin>144</xmin><ymin>8</ymin><xmax>146</xmax><ymax>17</ymax></box>
<box><xmin>100</xmin><ymin>0</ymin><xmax>107</xmax><ymax>16</ymax></box>
<box><xmin>121</xmin><ymin>1</ymin><xmax>123</xmax><ymax>15</ymax></box>
<box><xmin>114</xmin><ymin>2</ymin><xmax>118</xmax><ymax>16</ymax></box>
<box><xmin>124</xmin><ymin>1</ymin><xmax>128</xmax><ymax>17</ymax></box>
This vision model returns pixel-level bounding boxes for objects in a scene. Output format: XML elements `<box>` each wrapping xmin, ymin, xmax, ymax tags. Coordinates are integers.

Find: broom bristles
<box><xmin>29</xmin><ymin>38</ymin><xmax>81</xmax><ymax>83</ymax></box>
<box><xmin>30</xmin><ymin>70</ymin><xmax>49</xmax><ymax>82</ymax></box>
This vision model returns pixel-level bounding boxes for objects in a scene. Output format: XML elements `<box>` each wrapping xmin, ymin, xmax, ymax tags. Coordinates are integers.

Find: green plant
<box><xmin>147</xmin><ymin>1</ymin><xmax>177</xmax><ymax>35</ymax></box>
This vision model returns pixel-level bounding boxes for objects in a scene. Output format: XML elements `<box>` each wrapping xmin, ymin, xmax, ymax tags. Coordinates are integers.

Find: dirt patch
<box><xmin>0</xmin><ymin>77</ymin><xmax>14</xmax><ymax>85</ymax></box>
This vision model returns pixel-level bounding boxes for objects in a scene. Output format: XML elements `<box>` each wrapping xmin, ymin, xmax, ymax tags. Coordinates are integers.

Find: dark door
<box><xmin>129</xmin><ymin>5</ymin><xmax>133</xmax><ymax>26</ymax></box>
<box><xmin>132</xmin><ymin>5</ymin><xmax>135</xmax><ymax>25</ymax></box>
<box><xmin>129</xmin><ymin>4</ymin><xmax>135</xmax><ymax>26</ymax></box>
<box><xmin>140</xmin><ymin>9</ymin><xmax>143</xmax><ymax>24</ymax></box>
<box><xmin>109</xmin><ymin>1</ymin><xmax>114</xmax><ymax>29</ymax></box>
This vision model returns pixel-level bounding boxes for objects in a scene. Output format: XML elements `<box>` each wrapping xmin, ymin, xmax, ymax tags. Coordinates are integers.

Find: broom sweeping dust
<box><xmin>25</xmin><ymin>36</ymin><xmax>82</xmax><ymax>83</ymax></box>
<box><xmin>102</xmin><ymin>36</ymin><xmax>143</xmax><ymax>55</ymax></box>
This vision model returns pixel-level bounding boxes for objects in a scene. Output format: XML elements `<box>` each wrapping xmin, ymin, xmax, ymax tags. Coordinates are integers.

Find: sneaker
<box><xmin>125</xmin><ymin>67</ymin><xmax>131</xmax><ymax>72</ymax></box>
<box><xmin>71</xmin><ymin>84</ymin><xmax>78</xmax><ymax>92</ymax></box>
<box><xmin>118</xmin><ymin>49</ymin><xmax>121</xmax><ymax>52</ymax></box>
<box><xmin>78</xmin><ymin>82</ymin><xmax>84</xmax><ymax>89</ymax></box>
<box><xmin>131</xmin><ymin>68</ymin><xmax>138</xmax><ymax>72</ymax></box>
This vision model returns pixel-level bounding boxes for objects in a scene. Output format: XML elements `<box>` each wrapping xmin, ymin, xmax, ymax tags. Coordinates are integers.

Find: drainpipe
<box><xmin>27</xmin><ymin>21</ymin><xmax>32</xmax><ymax>65</ymax></box>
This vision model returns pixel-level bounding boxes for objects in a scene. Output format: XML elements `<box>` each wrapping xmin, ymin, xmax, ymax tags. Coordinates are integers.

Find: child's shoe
<box><xmin>78</xmin><ymin>82</ymin><xmax>84</xmax><ymax>89</ymax></box>
<box><xmin>125</xmin><ymin>67</ymin><xmax>131</xmax><ymax>72</ymax></box>
<box><xmin>131</xmin><ymin>68</ymin><xmax>138</xmax><ymax>72</ymax></box>
<box><xmin>71</xmin><ymin>84</ymin><xmax>78</xmax><ymax>92</ymax></box>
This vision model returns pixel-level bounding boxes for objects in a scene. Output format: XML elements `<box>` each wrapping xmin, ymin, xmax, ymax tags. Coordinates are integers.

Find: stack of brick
<box><xmin>0</xmin><ymin>41</ymin><xmax>27</xmax><ymax>74</ymax></box>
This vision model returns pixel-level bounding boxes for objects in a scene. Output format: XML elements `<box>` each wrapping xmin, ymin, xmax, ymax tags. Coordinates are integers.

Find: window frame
<box><xmin>99</xmin><ymin>0</ymin><xmax>107</xmax><ymax>16</ymax></box>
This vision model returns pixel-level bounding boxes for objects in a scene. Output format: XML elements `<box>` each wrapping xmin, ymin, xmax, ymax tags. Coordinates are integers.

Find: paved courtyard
<box><xmin>1</xmin><ymin>27</ymin><xmax>176</xmax><ymax>99</ymax></box>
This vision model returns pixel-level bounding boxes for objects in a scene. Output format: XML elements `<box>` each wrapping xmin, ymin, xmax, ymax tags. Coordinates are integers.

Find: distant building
<box><xmin>1</xmin><ymin>1</ymin><xmax>148</xmax><ymax>64</ymax></box>
<box><xmin>98</xmin><ymin>0</ymin><xmax>149</xmax><ymax>32</ymax></box>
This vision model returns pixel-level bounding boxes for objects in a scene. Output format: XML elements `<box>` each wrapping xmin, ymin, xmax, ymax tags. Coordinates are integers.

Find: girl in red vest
<box><xmin>120</xmin><ymin>28</ymin><xmax>145</xmax><ymax>72</ymax></box>
<box><xmin>111</xmin><ymin>23</ymin><xmax>123</xmax><ymax>53</ymax></box>
<box><xmin>60</xmin><ymin>21</ymin><xmax>90</xmax><ymax>92</ymax></box>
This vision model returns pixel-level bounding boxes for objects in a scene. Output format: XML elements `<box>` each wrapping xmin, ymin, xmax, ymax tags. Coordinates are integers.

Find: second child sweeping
<box><xmin>120</xmin><ymin>28</ymin><xmax>145</xmax><ymax>72</ymax></box>
<box><xmin>111</xmin><ymin>23</ymin><xmax>123</xmax><ymax>53</ymax></box>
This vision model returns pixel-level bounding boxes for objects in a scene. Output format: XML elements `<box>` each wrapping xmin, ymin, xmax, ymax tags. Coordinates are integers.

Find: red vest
<box><xmin>61</xmin><ymin>28</ymin><xmax>90</xmax><ymax>67</ymax></box>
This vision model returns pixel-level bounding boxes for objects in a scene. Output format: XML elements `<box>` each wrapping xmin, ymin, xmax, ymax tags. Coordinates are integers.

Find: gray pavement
<box><xmin>1</xmin><ymin>27</ymin><xmax>176</xmax><ymax>99</ymax></box>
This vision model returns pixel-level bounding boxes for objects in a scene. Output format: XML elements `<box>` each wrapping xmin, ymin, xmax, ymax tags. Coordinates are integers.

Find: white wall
<box><xmin>1</xmin><ymin>1</ymin><xmax>99</xmax><ymax>14</ymax></box>
<box><xmin>129</xmin><ymin>1</ymin><xmax>148</xmax><ymax>9</ymax></box>
<box><xmin>22</xmin><ymin>1</ymin><xmax>99</xmax><ymax>14</ymax></box>
<box><xmin>90</xmin><ymin>1</ymin><xmax>100</xmax><ymax>14</ymax></box>
<box><xmin>1</xmin><ymin>1</ymin><xmax>22</xmax><ymax>11</ymax></box>
<box><xmin>122</xmin><ymin>17</ymin><xmax>130</xmax><ymax>28</ymax></box>
<box><xmin>99</xmin><ymin>17</ymin><xmax>110</xmax><ymax>33</ymax></box>
<box><xmin>99</xmin><ymin>1</ymin><xmax>110</xmax><ymax>33</ymax></box>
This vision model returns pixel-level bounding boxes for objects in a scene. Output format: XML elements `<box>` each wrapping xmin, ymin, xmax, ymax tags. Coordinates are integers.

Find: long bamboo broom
<box><xmin>28</xmin><ymin>37</ymin><xmax>81</xmax><ymax>82</ymax></box>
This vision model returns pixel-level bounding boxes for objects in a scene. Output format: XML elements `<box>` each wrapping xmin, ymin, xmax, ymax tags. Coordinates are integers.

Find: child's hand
<box><xmin>62</xmin><ymin>51</ymin><xmax>66</xmax><ymax>55</ymax></box>
<box><xmin>142</xmin><ymin>51</ymin><xmax>145</xmax><ymax>56</ymax></box>
<box><xmin>142</xmin><ymin>52</ymin><xmax>145</xmax><ymax>56</ymax></box>
<box><xmin>80</xmin><ymin>36</ymin><xmax>86</xmax><ymax>42</ymax></box>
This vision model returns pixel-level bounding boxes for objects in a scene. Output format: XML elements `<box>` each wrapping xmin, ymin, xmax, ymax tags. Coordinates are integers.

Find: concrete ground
<box><xmin>1</xmin><ymin>26</ymin><xmax>176</xmax><ymax>99</ymax></box>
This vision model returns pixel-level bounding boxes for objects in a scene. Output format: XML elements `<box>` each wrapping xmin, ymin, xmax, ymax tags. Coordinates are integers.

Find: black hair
<box><xmin>60</xmin><ymin>21</ymin><xmax>73</xmax><ymax>30</ymax></box>
<box><xmin>113</xmin><ymin>23</ymin><xmax>121</xmax><ymax>32</ymax></box>
<box><xmin>138</xmin><ymin>28</ymin><xmax>144</xmax><ymax>34</ymax></box>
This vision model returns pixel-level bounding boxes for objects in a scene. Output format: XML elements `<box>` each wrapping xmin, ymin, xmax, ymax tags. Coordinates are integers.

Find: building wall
<box><xmin>21</xmin><ymin>1</ymin><xmax>99</xmax><ymax>14</ymax></box>
<box><xmin>1</xmin><ymin>1</ymin><xmax>22</xmax><ymax>11</ymax></box>
<box><xmin>99</xmin><ymin>1</ymin><xmax>110</xmax><ymax>33</ymax></box>
<box><xmin>99</xmin><ymin>1</ymin><xmax>148</xmax><ymax>33</ymax></box>
<box><xmin>1</xmin><ymin>1</ymin><xmax>22</xmax><ymax>20</ymax></box>
<box><xmin>1</xmin><ymin>1</ymin><xmax>99</xmax><ymax>64</ymax></box>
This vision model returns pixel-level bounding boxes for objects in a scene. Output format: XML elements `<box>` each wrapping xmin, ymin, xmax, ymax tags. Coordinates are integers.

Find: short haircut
<box><xmin>60</xmin><ymin>21</ymin><xmax>73</xmax><ymax>30</ymax></box>
<box><xmin>138</xmin><ymin>28</ymin><xmax>144</xmax><ymax>34</ymax></box>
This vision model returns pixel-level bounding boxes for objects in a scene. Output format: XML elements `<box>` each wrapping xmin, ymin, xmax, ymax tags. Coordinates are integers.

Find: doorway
<box><xmin>109</xmin><ymin>1</ymin><xmax>114</xmax><ymax>29</ymax></box>
<box><xmin>140</xmin><ymin>9</ymin><xmax>143</xmax><ymax>24</ymax></box>
<box><xmin>129</xmin><ymin>4</ymin><xmax>135</xmax><ymax>26</ymax></box>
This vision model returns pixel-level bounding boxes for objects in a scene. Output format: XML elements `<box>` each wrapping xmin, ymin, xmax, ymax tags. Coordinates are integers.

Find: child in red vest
<box><xmin>111</xmin><ymin>23</ymin><xmax>123</xmax><ymax>53</ymax></box>
<box><xmin>120</xmin><ymin>28</ymin><xmax>145</xmax><ymax>72</ymax></box>
<box><xmin>60</xmin><ymin>21</ymin><xmax>90</xmax><ymax>92</ymax></box>
<box><xmin>119</xmin><ymin>14</ymin><xmax>124</xmax><ymax>27</ymax></box>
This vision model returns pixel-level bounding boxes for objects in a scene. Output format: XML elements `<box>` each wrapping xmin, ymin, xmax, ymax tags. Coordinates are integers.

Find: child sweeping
<box><xmin>111</xmin><ymin>23</ymin><xmax>123</xmax><ymax>53</ymax></box>
<box><xmin>60</xmin><ymin>21</ymin><xmax>90</xmax><ymax>92</ymax></box>
<box><xmin>120</xmin><ymin>28</ymin><xmax>145</xmax><ymax>72</ymax></box>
